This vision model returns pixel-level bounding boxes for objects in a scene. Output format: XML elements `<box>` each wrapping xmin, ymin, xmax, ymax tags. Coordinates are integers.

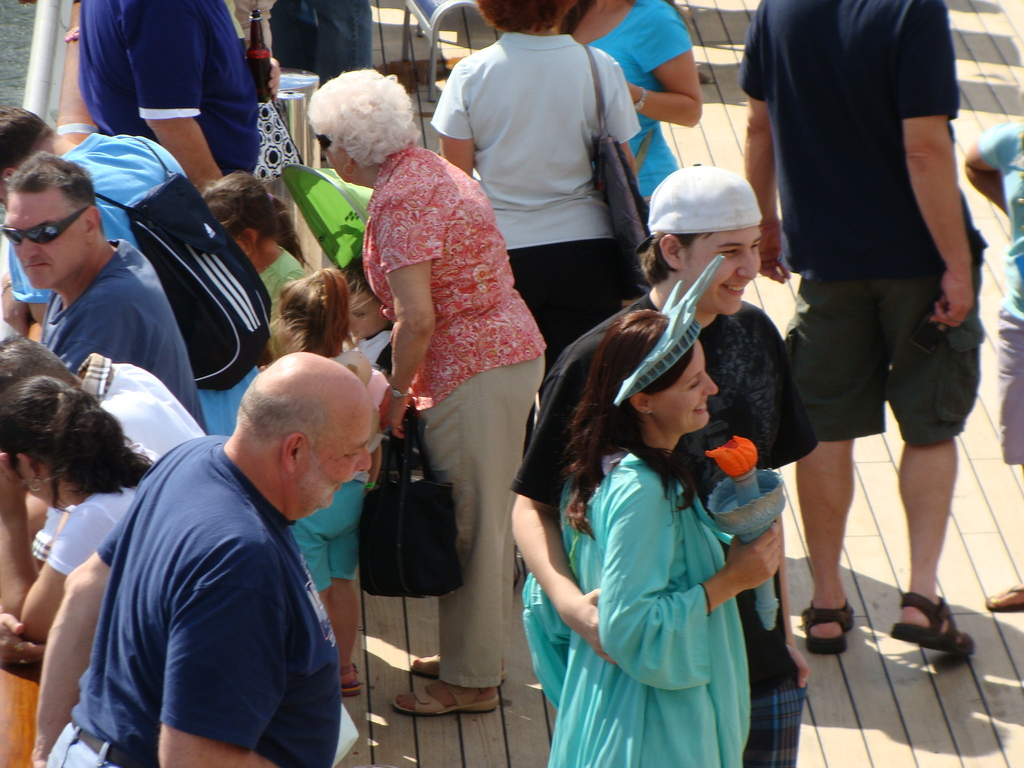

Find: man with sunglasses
<box><xmin>0</xmin><ymin>107</ymin><xmax>183</xmax><ymax>339</ymax></box>
<box><xmin>3</xmin><ymin>153</ymin><xmax>204</xmax><ymax>427</ymax></box>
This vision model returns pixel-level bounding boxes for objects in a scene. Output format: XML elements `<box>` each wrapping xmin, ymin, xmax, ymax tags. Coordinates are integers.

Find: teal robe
<box><xmin>523</xmin><ymin>454</ymin><xmax>750</xmax><ymax>768</ymax></box>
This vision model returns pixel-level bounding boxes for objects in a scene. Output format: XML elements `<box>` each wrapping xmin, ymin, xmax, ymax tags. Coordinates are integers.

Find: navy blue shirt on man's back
<box><xmin>41</xmin><ymin>240</ymin><xmax>205</xmax><ymax>427</ymax></box>
<box><xmin>73</xmin><ymin>437</ymin><xmax>341</xmax><ymax>768</ymax></box>
<box><xmin>78</xmin><ymin>0</ymin><xmax>259</xmax><ymax>174</ymax></box>
<box><xmin>739</xmin><ymin>0</ymin><xmax>960</xmax><ymax>281</ymax></box>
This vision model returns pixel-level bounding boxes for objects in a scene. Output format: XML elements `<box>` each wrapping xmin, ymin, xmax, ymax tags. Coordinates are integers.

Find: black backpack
<box><xmin>95</xmin><ymin>148</ymin><xmax>271</xmax><ymax>391</ymax></box>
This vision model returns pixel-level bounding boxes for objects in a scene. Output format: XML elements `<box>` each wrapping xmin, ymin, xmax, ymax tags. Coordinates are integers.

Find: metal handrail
<box><xmin>22</xmin><ymin>0</ymin><xmax>74</xmax><ymax>119</ymax></box>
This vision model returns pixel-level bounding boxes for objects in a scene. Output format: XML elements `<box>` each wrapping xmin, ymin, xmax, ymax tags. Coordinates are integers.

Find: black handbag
<box><xmin>585</xmin><ymin>46</ymin><xmax>651</xmax><ymax>301</ymax></box>
<box><xmin>359</xmin><ymin>408</ymin><xmax>462</xmax><ymax>597</ymax></box>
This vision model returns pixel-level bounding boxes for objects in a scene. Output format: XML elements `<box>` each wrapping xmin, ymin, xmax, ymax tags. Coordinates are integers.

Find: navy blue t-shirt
<box><xmin>73</xmin><ymin>437</ymin><xmax>341</xmax><ymax>768</ymax></box>
<box><xmin>41</xmin><ymin>240</ymin><xmax>204</xmax><ymax>428</ymax></box>
<box><xmin>79</xmin><ymin>0</ymin><xmax>259</xmax><ymax>174</ymax></box>
<box><xmin>739</xmin><ymin>0</ymin><xmax>959</xmax><ymax>281</ymax></box>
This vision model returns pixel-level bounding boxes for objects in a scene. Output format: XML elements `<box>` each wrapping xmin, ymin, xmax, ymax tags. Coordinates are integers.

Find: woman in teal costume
<box><xmin>525</xmin><ymin>307</ymin><xmax>782</xmax><ymax>768</ymax></box>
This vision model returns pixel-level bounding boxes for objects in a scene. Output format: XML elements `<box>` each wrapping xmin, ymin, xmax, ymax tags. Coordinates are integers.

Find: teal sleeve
<box><xmin>595</xmin><ymin>470</ymin><xmax>710</xmax><ymax>690</ymax></box>
<box><xmin>521</xmin><ymin>574</ymin><xmax>571</xmax><ymax>709</ymax></box>
<box><xmin>630</xmin><ymin>3</ymin><xmax>692</xmax><ymax>73</ymax></box>
<box><xmin>977</xmin><ymin>122</ymin><xmax>1024</xmax><ymax>172</ymax></box>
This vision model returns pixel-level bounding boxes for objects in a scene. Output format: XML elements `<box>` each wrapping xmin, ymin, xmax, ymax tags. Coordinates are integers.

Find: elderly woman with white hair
<box><xmin>308</xmin><ymin>70</ymin><xmax>545</xmax><ymax>716</ymax></box>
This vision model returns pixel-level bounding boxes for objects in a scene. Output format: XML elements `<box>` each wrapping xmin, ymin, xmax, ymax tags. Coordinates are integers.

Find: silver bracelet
<box><xmin>390</xmin><ymin>386</ymin><xmax>411</xmax><ymax>399</ymax></box>
<box><xmin>633</xmin><ymin>87</ymin><xmax>648</xmax><ymax>112</ymax></box>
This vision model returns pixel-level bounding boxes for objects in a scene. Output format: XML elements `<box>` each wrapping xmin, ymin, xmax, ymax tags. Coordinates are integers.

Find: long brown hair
<box><xmin>203</xmin><ymin>172</ymin><xmax>307</xmax><ymax>267</ymax></box>
<box><xmin>563</xmin><ymin>310</ymin><xmax>696</xmax><ymax>535</ymax></box>
<box><xmin>273</xmin><ymin>269</ymin><xmax>352</xmax><ymax>358</ymax></box>
<box><xmin>0</xmin><ymin>376</ymin><xmax>152</xmax><ymax>507</ymax></box>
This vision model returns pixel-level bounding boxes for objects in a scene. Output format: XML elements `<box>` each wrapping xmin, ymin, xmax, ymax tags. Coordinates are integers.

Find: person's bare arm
<box><xmin>437</xmin><ymin>135</ymin><xmax>476</xmax><ymax>176</ymax></box>
<box><xmin>159</xmin><ymin>725</ymin><xmax>280</xmax><ymax>768</ymax></box>
<box><xmin>53</xmin><ymin>1</ymin><xmax>96</xmax><ymax>145</ymax></box>
<box><xmin>146</xmin><ymin>117</ymin><xmax>223</xmax><ymax>190</ymax></box>
<box><xmin>776</xmin><ymin>521</ymin><xmax>809</xmax><ymax>686</ymax></box>
<box><xmin>33</xmin><ymin>554</ymin><xmax>110</xmax><ymax>767</ymax></box>
<box><xmin>0</xmin><ymin>455</ymin><xmax>38</xmax><ymax>619</ymax></box>
<box><xmin>20</xmin><ymin>564</ymin><xmax>68</xmax><ymax>644</ymax></box>
<box><xmin>512</xmin><ymin>494</ymin><xmax>612</xmax><ymax>662</ymax></box>
<box><xmin>628</xmin><ymin>51</ymin><xmax>702</xmax><ymax>127</ymax></box>
<box><xmin>744</xmin><ymin>97</ymin><xmax>788</xmax><ymax>283</ymax></box>
<box><xmin>964</xmin><ymin>139</ymin><xmax>1006</xmax><ymax>214</ymax></box>
<box><xmin>903</xmin><ymin>115</ymin><xmax>974</xmax><ymax>325</ymax></box>
<box><xmin>381</xmin><ymin>261</ymin><xmax>435</xmax><ymax>438</ymax></box>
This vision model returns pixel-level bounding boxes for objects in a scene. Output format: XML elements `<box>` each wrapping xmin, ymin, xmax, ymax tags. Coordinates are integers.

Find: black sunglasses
<box><xmin>316</xmin><ymin>133</ymin><xmax>332</xmax><ymax>151</ymax></box>
<box><xmin>1</xmin><ymin>206</ymin><xmax>89</xmax><ymax>246</ymax></box>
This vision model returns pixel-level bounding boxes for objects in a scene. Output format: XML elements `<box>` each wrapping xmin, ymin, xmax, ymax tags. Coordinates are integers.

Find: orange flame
<box><xmin>705</xmin><ymin>436</ymin><xmax>758</xmax><ymax>478</ymax></box>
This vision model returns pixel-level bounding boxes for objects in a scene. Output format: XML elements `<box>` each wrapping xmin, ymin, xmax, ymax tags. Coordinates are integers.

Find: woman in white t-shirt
<box><xmin>0</xmin><ymin>375</ymin><xmax>152</xmax><ymax>648</ymax></box>
<box><xmin>433</xmin><ymin>0</ymin><xmax>640</xmax><ymax>368</ymax></box>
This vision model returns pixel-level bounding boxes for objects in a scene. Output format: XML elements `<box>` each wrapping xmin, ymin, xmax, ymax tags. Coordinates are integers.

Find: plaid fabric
<box><xmin>77</xmin><ymin>353</ymin><xmax>114</xmax><ymax>399</ymax></box>
<box><xmin>743</xmin><ymin>675</ymin><xmax>807</xmax><ymax>768</ymax></box>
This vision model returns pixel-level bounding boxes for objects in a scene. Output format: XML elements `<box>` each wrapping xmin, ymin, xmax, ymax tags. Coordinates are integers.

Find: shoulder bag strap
<box><xmin>584</xmin><ymin>46</ymin><xmax>608</xmax><ymax>137</ymax></box>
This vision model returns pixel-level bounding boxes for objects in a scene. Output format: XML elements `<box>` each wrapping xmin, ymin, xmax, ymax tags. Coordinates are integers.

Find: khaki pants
<box><xmin>419</xmin><ymin>356</ymin><xmax>544</xmax><ymax>687</ymax></box>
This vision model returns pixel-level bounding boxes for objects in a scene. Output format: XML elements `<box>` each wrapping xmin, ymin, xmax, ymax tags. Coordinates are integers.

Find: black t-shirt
<box><xmin>512</xmin><ymin>298</ymin><xmax>818</xmax><ymax>693</ymax></box>
<box><xmin>738</xmin><ymin>0</ymin><xmax>960</xmax><ymax>281</ymax></box>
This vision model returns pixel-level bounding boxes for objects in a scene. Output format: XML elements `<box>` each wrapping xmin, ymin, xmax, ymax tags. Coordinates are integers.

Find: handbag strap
<box><xmin>403</xmin><ymin>407</ymin><xmax>443</xmax><ymax>484</ymax></box>
<box><xmin>584</xmin><ymin>46</ymin><xmax>608</xmax><ymax>138</ymax></box>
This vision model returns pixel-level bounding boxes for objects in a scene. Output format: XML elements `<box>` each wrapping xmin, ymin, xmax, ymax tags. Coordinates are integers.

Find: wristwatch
<box><xmin>390</xmin><ymin>386</ymin><xmax>411</xmax><ymax>399</ymax></box>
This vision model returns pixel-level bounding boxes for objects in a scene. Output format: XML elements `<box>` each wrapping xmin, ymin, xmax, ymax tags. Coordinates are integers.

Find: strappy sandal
<box><xmin>985</xmin><ymin>584</ymin><xmax>1024</xmax><ymax>613</ymax></box>
<box><xmin>801</xmin><ymin>601</ymin><xmax>854</xmax><ymax>655</ymax></box>
<box><xmin>411</xmin><ymin>654</ymin><xmax>506</xmax><ymax>682</ymax></box>
<box><xmin>890</xmin><ymin>592</ymin><xmax>974</xmax><ymax>656</ymax></box>
<box><xmin>340</xmin><ymin>663</ymin><xmax>361</xmax><ymax>697</ymax></box>
<box><xmin>392</xmin><ymin>682</ymin><xmax>499</xmax><ymax>717</ymax></box>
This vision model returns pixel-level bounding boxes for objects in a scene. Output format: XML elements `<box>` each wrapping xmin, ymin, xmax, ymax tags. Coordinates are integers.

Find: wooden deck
<box><xmin>6</xmin><ymin>1</ymin><xmax>1024</xmax><ymax>766</ymax></box>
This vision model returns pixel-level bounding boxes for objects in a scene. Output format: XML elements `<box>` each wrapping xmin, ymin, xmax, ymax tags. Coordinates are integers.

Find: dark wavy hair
<box><xmin>203</xmin><ymin>172</ymin><xmax>306</xmax><ymax>267</ymax></box>
<box><xmin>478</xmin><ymin>0</ymin><xmax>577</xmax><ymax>32</ymax></box>
<box><xmin>0</xmin><ymin>376</ymin><xmax>151</xmax><ymax>507</ymax></box>
<box><xmin>563</xmin><ymin>310</ymin><xmax>697</xmax><ymax>535</ymax></box>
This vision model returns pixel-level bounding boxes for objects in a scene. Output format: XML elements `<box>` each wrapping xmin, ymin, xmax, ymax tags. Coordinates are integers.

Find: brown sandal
<box><xmin>801</xmin><ymin>601</ymin><xmax>854</xmax><ymax>654</ymax></box>
<box><xmin>890</xmin><ymin>592</ymin><xmax>974</xmax><ymax>656</ymax></box>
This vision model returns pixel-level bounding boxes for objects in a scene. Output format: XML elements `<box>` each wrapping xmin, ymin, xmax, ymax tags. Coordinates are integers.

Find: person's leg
<box><xmin>310</xmin><ymin>0</ymin><xmax>372</xmax><ymax>82</ymax></box>
<box><xmin>786</xmin><ymin>278</ymin><xmax>885</xmax><ymax>648</ymax></box>
<box><xmin>897</xmin><ymin>439</ymin><xmax>956</xmax><ymax>625</ymax></box>
<box><xmin>796</xmin><ymin>439</ymin><xmax>855</xmax><ymax>641</ymax></box>
<box><xmin>268</xmin><ymin>0</ymin><xmax>318</xmax><ymax>74</ymax></box>
<box><xmin>882</xmin><ymin>272</ymin><xmax>981</xmax><ymax>648</ymax></box>
<box><xmin>320</xmin><ymin>578</ymin><xmax>361</xmax><ymax>689</ymax></box>
<box><xmin>743</xmin><ymin>676</ymin><xmax>807</xmax><ymax>768</ymax></box>
<box><xmin>395</xmin><ymin>356</ymin><xmax>543</xmax><ymax>713</ymax></box>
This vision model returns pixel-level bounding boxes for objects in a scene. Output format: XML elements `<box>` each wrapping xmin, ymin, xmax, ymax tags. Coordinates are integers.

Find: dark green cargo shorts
<box><xmin>786</xmin><ymin>272</ymin><xmax>983</xmax><ymax>445</ymax></box>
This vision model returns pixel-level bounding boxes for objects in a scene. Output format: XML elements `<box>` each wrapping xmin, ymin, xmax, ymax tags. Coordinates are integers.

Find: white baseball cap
<box><xmin>648</xmin><ymin>166</ymin><xmax>762</xmax><ymax>234</ymax></box>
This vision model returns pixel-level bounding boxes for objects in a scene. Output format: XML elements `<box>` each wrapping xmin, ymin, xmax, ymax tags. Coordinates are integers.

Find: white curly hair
<box><xmin>308</xmin><ymin>70</ymin><xmax>421</xmax><ymax>167</ymax></box>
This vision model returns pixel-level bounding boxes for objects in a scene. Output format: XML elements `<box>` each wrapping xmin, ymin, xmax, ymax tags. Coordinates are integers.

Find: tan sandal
<box><xmin>410</xmin><ymin>654</ymin><xmax>506</xmax><ymax>682</ymax></box>
<box><xmin>392</xmin><ymin>682</ymin><xmax>498</xmax><ymax>716</ymax></box>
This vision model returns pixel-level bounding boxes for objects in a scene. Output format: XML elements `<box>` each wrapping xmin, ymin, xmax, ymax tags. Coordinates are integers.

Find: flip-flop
<box><xmin>411</xmin><ymin>654</ymin><xmax>506</xmax><ymax>682</ymax></box>
<box><xmin>985</xmin><ymin>585</ymin><xmax>1024</xmax><ymax>613</ymax></box>
<box><xmin>891</xmin><ymin>592</ymin><xmax>974</xmax><ymax>656</ymax></box>
<box><xmin>801</xmin><ymin>601</ymin><xmax>854</xmax><ymax>655</ymax></box>
<box><xmin>392</xmin><ymin>682</ymin><xmax>498</xmax><ymax>717</ymax></box>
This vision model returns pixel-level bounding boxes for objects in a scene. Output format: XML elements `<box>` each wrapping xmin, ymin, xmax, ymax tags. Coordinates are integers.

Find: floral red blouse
<box><xmin>363</xmin><ymin>145</ymin><xmax>545</xmax><ymax>409</ymax></box>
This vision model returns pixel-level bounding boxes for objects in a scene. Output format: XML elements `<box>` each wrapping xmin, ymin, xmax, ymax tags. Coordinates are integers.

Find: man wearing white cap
<box><xmin>741</xmin><ymin>0</ymin><xmax>983</xmax><ymax>657</ymax></box>
<box><xmin>512</xmin><ymin>166</ymin><xmax>816</xmax><ymax>768</ymax></box>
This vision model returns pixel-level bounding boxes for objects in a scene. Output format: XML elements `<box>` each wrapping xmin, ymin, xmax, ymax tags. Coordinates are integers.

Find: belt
<box><xmin>72</xmin><ymin>723</ymin><xmax>148</xmax><ymax>768</ymax></box>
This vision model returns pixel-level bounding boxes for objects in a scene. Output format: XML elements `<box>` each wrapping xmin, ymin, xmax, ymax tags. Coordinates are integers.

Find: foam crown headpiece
<box><xmin>614</xmin><ymin>254</ymin><xmax>724</xmax><ymax>405</ymax></box>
